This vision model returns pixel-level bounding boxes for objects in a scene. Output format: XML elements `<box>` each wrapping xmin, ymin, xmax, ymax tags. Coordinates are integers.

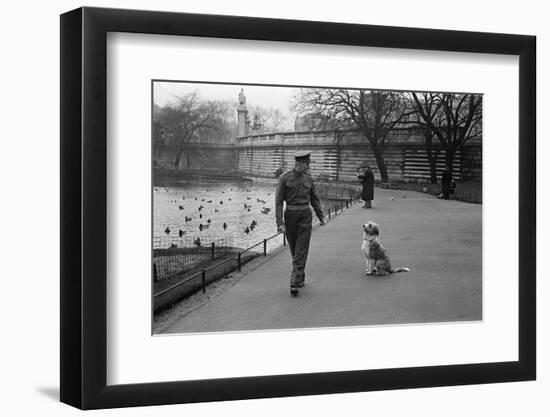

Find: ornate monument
<box><xmin>237</xmin><ymin>88</ymin><xmax>249</xmax><ymax>137</ymax></box>
<box><xmin>238</xmin><ymin>88</ymin><xmax>246</xmax><ymax>107</ymax></box>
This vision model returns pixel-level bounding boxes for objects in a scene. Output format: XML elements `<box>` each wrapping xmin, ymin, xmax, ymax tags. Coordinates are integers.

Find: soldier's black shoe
<box><xmin>290</xmin><ymin>287</ymin><xmax>299</xmax><ymax>296</ymax></box>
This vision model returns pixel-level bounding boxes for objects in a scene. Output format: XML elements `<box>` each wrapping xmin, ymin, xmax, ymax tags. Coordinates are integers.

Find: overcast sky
<box><xmin>153</xmin><ymin>81</ymin><xmax>299</xmax><ymax>128</ymax></box>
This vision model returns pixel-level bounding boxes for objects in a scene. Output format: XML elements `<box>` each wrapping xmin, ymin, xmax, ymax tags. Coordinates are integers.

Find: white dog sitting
<box><xmin>361</xmin><ymin>221</ymin><xmax>410</xmax><ymax>275</ymax></box>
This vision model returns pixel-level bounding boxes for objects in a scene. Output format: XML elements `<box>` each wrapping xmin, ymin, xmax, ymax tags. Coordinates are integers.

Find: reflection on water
<box><xmin>154</xmin><ymin>180</ymin><xmax>281</xmax><ymax>251</ymax></box>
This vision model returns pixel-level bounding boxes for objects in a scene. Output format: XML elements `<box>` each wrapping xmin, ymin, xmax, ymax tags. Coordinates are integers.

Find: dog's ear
<box><xmin>372</xmin><ymin>223</ymin><xmax>379</xmax><ymax>236</ymax></box>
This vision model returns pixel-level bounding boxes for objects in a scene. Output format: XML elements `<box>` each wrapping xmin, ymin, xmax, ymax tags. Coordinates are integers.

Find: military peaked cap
<box><xmin>294</xmin><ymin>151</ymin><xmax>311</xmax><ymax>162</ymax></box>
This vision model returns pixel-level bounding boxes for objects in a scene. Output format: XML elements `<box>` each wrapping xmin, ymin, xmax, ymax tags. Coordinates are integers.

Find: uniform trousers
<box><xmin>284</xmin><ymin>208</ymin><xmax>312</xmax><ymax>288</ymax></box>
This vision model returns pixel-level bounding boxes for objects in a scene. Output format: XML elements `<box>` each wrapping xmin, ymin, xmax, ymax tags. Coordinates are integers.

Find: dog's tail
<box><xmin>393</xmin><ymin>267</ymin><xmax>410</xmax><ymax>273</ymax></box>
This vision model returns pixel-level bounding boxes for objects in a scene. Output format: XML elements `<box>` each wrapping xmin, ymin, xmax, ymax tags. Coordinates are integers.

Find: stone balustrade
<box><xmin>153</xmin><ymin>127</ymin><xmax>481</xmax><ymax>184</ymax></box>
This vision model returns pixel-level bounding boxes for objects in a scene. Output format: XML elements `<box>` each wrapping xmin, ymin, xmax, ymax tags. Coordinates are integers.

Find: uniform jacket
<box><xmin>275</xmin><ymin>169</ymin><xmax>324</xmax><ymax>227</ymax></box>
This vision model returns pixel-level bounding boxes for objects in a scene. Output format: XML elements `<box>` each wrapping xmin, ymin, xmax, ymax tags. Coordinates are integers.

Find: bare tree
<box><xmin>152</xmin><ymin>105</ymin><xmax>166</xmax><ymax>147</ymax></box>
<box><xmin>293</xmin><ymin>89</ymin><xmax>407</xmax><ymax>182</ymax></box>
<box><xmin>410</xmin><ymin>92</ymin><xmax>482</xmax><ymax>174</ymax></box>
<box><xmin>154</xmin><ymin>93</ymin><xmax>226</xmax><ymax>168</ymax></box>
<box><xmin>195</xmin><ymin>100</ymin><xmax>238</xmax><ymax>141</ymax></box>
<box><xmin>247</xmin><ymin>105</ymin><xmax>290</xmax><ymax>132</ymax></box>
<box><xmin>401</xmin><ymin>92</ymin><xmax>444</xmax><ymax>183</ymax></box>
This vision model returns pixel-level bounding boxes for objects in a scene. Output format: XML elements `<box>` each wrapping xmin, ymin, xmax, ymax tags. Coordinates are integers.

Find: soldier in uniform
<box><xmin>275</xmin><ymin>151</ymin><xmax>325</xmax><ymax>296</ymax></box>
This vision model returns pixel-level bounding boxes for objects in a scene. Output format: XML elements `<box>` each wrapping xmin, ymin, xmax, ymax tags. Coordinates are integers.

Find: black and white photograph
<box><xmin>152</xmin><ymin>81</ymin><xmax>483</xmax><ymax>334</ymax></box>
<box><xmin>2</xmin><ymin>0</ymin><xmax>544</xmax><ymax>415</ymax></box>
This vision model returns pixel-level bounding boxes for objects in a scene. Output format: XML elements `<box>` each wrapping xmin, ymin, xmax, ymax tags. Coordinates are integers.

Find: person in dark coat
<box><xmin>357</xmin><ymin>165</ymin><xmax>375</xmax><ymax>208</ymax></box>
<box><xmin>440</xmin><ymin>165</ymin><xmax>453</xmax><ymax>200</ymax></box>
<box><xmin>275</xmin><ymin>151</ymin><xmax>325</xmax><ymax>296</ymax></box>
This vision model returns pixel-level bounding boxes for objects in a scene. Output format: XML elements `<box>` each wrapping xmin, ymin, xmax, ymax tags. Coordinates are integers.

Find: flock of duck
<box><xmin>157</xmin><ymin>187</ymin><xmax>274</xmax><ymax>246</ymax></box>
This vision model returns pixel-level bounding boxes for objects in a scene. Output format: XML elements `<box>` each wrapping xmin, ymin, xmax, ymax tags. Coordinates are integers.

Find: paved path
<box><xmin>161</xmin><ymin>188</ymin><xmax>482</xmax><ymax>334</ymax></box>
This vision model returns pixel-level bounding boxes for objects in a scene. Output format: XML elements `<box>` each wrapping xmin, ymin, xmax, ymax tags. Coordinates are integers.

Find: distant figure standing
<box><xmin>440</xmin><ymin>165</ymin><xmax>453</xmax><ymax>200</ymax></box>
<box><xmin>275</xmin><ymin>151</ymin><xmax>325</xmax><ymax>296</ymax></box>
<box><xmin>357</xmin><ymin>165</ymin><xmax>375</xmax><ymax>208</ymax></box>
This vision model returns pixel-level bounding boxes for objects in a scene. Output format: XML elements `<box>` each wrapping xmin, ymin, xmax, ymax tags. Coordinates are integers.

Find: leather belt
<box><xmin>285</xmin><ymin>204</ymin><xmax>310</xmax><ymax>210</ymax></box>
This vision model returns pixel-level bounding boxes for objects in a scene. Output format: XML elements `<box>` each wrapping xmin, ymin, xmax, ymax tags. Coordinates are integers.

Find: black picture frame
<box><xmin>60</xmin><ymin>6</ymin><xmax>536</xmax><ymax>410</ymax></box>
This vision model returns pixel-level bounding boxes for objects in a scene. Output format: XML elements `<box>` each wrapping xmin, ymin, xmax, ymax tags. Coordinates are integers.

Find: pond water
<box><xmin>154</xmin><ymin>180</ymin><xmax>284</xmax><ymax>252</ymax></box>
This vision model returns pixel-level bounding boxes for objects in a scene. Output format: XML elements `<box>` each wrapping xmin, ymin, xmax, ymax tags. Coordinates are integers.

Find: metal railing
<box><xmin>153</xmin><ymin>194</ymin><xmax>360</xmax><ymax>301</ymax></box>
<box><xmin>153</xmin><ymin>232</ymin><xmax>284</xmax><ymax>300</ymax></box>
<box><xmin>153</xmin><ymin>236</ymin><xmax>235</xmax><ymax>281</ymax></box>
<box><xmin>315</xmin><ymin>182</ymin><xmax>361</xmax><ymax>200</ymax></box>
<box><xmin>153</xmin><ymin>235</ymin><xmax>234</xmax><ymax>250</ymax></box>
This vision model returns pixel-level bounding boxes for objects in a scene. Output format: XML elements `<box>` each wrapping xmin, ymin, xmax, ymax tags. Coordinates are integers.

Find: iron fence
<box><xmin>153</xmin><ymin>236</ymin><xmax>236</xmax><ymax>282</ymax></box>
<box><xmin>154</xmin><ymin>232</ymin><xmax>286</xmax><ymax>302</ymax></box>
<box><xmin>315</xmin><ymin>182</ymin><xmax>361</xmax><ymax>200</ymax></box>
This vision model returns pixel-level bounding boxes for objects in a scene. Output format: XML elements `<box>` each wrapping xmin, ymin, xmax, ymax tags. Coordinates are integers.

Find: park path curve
<box><xmin>161</xmin><ymin>188</ymin><xmax>482</xmax><ymax>334</ymax></box>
